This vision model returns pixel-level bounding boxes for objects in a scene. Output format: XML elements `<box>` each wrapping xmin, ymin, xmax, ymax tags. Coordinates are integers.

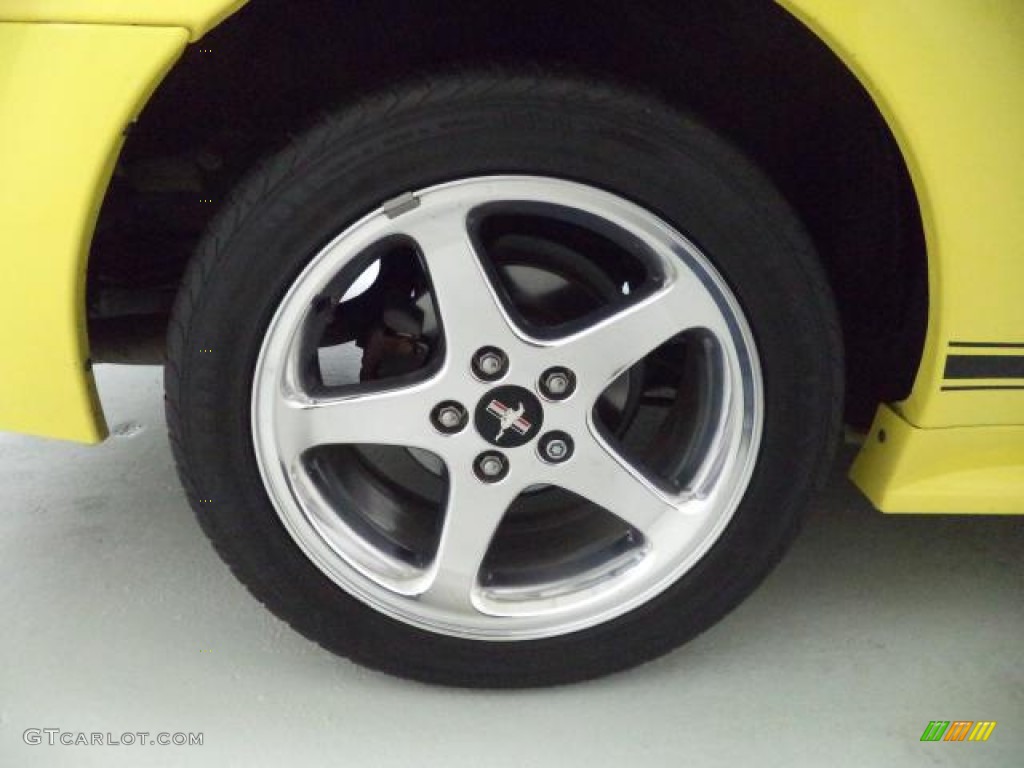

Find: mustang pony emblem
<box><xmin>486</xmin><ymin>400</ymin><xmax>532</xmax><ymax>443</ymax></box>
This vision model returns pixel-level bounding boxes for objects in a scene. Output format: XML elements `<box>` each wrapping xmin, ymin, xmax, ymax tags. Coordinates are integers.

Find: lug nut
<box><xmin>545</xmin><ymin>439</ymin><xmax>569</xmax><ymax>460</ymax></box>
<box><xmin>431</xmin><ymin>401</ymin><xmax>467</xmax><ymax>434</ymax></box>
<box><xmin>480</xmin><ymin>354</ymin><xmax>502</xmax><ymax>376</ymax></box>
<box><xmin>438</xmin><ymin>408</ymin><xmax>461</xmax><ymax>428</ymax></box>
<box><xmin>539</xmin><ymin>367</ymin><xmax>576</xmax><ymax>400</ymax></box>
<box><xmin>474</xmin><ymin>451</ymin><xmax>509</xmax><ymax>482</ymax></box>
<box><xmin>545</xmin><ymin>374</ymin><xmax>569</xmax><ymax>395</ymax></box>
<box><xmin>538</xmin><ymin>431</ymin><xmax>574</xmax><ymax>464</ymax></box>
<box><xmin>472</xmin><ymin>347</ymin><xmax>508</xmax><ymax>381</ymax></box>
<box><xmin>480</xmin><ymin>457</ymin><xmax>503</xmax><ymax>476</ymax></box>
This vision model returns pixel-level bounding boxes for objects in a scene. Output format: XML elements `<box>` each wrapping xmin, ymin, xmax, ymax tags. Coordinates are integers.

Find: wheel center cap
<box><xmin>475</xmin><ymin>385</ymin><xmax>544</xmax><ymax>448</ymax></box>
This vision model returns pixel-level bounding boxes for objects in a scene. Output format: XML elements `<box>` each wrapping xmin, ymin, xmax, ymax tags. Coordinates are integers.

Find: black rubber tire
<box><xmin>166</xmin><ymin>72</ymin><xmax>842</xmax><ymax>688</ymax></box>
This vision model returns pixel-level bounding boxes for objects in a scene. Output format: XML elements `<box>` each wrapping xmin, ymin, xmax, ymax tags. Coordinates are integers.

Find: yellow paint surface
<box><xmin>780</xmin><ymin>1</ymin><xmax>1024</xmax><ymax>512</ymax></box>
<box><xmin>852</xmin><ymin>406</ymin><xmax>1024</xmax><ymax>514</ymax></box>
<box><xmin>0</xmin><ymin>23</ymin><xmax>188</xmax><ymax>441</ymax></box>
<box><xmin>0</xmin><ymin>0</ymin><xmax>246</xmax><ymax>41</ymax></box>
<box><xmin>779</xmin><ymin>0</ymin><xmax>1024</xmax><ymax>428</ymax></box>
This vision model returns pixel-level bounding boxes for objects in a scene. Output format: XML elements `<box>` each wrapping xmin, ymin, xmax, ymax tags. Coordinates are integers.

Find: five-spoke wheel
<box><xmin>252</xmin><ymin>177</ymin><xmax>762</xmax><ymax>639</ymax></box>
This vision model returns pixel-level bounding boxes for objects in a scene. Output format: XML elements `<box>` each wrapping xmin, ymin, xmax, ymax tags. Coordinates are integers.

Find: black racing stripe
<box><xmin>948</xmin><ymin>341</ymin><xmax>1024</xmax><ymax>349</ymax></box>
<box><xmin>941</xmin><ymin>385</ymin><xmax>1024</xmax><ymax>391</ymax></box>
<box><xmin>944</xmin><ymin>355</ymin><xmax>1024</xmax><ymax>379</ymax></box>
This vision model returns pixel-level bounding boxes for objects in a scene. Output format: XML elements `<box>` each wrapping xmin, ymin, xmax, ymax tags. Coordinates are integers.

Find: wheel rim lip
<box><xmin>251</xmin><ymin>175</ymin><xmax>763</xmax><ymax>641</ymax></box>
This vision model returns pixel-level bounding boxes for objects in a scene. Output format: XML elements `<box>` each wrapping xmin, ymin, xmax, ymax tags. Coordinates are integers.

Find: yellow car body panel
<box><xmin>0</xmin><ymin>2</ymin><xmax>1021</xmax><ymax>512</ymax></box>
<box><xmin>0</xmin><ymin>23</ymin><xmax>189</xmax><ymax>442</ymax></box>
<box><xmin>780</xmin><ymin>0</ymin><xmax>1024</xmax><ymax>428</ymax></box>
<box><xmin>0</xmin><ymin>0</ymin><xmax>246</xmax><ymax>41</ymax></box>
<box><xmin>780</xmin><ymin>0</ymin><xmax>1024</xmax><ymax>512</ymax></box>
<box><xmin>850</xmin><ymin>406</ymin><xmax>1024</xmax><ymax>514</ymax></box>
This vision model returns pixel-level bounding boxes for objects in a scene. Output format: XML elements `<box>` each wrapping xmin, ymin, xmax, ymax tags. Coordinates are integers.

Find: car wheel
<box><xmin>166</xmin><ymin>73</ymin><xmax>841</xmax><ymax>687</ymax></box>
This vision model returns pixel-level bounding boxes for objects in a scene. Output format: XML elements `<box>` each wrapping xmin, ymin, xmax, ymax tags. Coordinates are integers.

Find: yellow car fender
<box><xmin>0</xmin><ymin>0</ymin><xmax>245</xmax><ymax>41</ymax></box>
<box><xmin>780</xmin><ymin>0</ymin><xmax>1024</xmax><ymax>512</ymax></box>
<box><xmin>0</xmin><ymin>23</ymin><xmax>190</xmax><ymax>442</ymax></box>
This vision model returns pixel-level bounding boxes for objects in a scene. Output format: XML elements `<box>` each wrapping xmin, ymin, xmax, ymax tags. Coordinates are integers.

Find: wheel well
<box><xmin>88</xmin><ymin>0</ymin><xmax>927</xmax><ymax>427</ymax></box>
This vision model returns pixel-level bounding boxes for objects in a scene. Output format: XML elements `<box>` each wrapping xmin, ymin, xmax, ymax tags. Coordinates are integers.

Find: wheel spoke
<box><xmin>556</xmin><ymin>432</ymin><xmax>682</xmax><ymax>537</ymax></box>
<box><xmin>561</xmin><ymin>276</ymin><xmax>728</xmax><ymax>399</ymax></box>
<box><xmin>274</xmin><ymin>383</ymin><xmax>441</xmax><ymax>465</ymax></box>
<box><xmin>416</xmin><ymin>474</ymin><xmax>520</xmax><ymax>614</ymax></box>
<box><xmin>401</xmin><ymin>203</ymin><xmax>520</xmax><ymax>353</ymax></box>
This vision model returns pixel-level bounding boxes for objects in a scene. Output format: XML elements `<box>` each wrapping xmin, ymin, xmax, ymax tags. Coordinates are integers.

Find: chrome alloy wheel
<box><xmin>251</xmin><ymin>176</ymin><xmax>763</xmax><ymax>640</ymax></box>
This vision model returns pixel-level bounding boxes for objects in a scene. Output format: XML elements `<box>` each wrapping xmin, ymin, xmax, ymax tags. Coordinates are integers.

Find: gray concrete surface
<box><xmin>1</xmin><ymin>365</ymin><xmax>1021</xmax><ymax>767</ymax></box>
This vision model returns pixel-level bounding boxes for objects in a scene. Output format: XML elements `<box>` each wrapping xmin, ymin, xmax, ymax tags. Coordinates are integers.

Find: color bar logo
<box><xmin>920</xmin><ymin>721</ymin><xmax>996</xmax><ymax>742</ymax></box>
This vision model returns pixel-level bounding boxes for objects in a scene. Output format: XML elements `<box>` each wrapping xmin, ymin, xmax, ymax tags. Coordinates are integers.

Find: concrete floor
<box><xmin>1</xmin><ymin>365</ymin><xmax>1021</xmax><ymax>767</ymax></box>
